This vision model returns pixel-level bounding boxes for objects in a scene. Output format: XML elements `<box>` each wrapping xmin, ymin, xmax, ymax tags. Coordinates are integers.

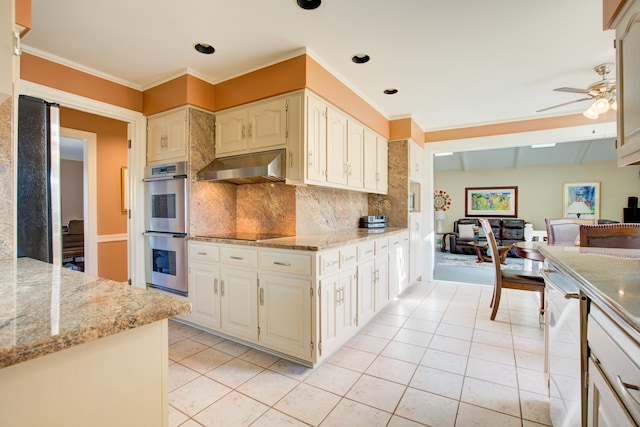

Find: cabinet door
<box><xmin>346</xmin><ymin>120</ymin><xmax>364</xmax><ymax>189</ymax></box>
<box><xmin>340</xmin><ymin>266</ymin><xmax>358</xmax><ymax>332</ymax></box>
<box><xmin>409</xmin><ymin>140</ymin><xmax>422</xmax><ymax>182</ymax></box>
<box><xmin>374</xmin><ymin>254</ymin><xmax>389</xmax><ymax>311</ymax></box>
<box><xmin>616</xmin><ymin>4</ymin><xmax>640</xmax><ymax>165</ymax></box>
<box><xmin>248</xmin><ymin>97</ymin><xmax>288</xmax><ymax>151</ymax></box>
<box><xmin>326</xmin><ymin>106</ymin><xmax>348</xmax><ymax>186</ymax></box>
<box><xmin>188</xmin><ymin>262</ymin><xmax>221</xmax><ymax>330</ymax></box>
<box><xmin>258</xmin><ymin>274</ymin><xmax>312</xmax><ymax>360</ymax></box>
<box><xmin>376</xmin><ymin>137</ymin><xmax>388</xmax><ymax>194</ymax></box>
<box><xmin>357</xmin><ymin>259</ymin><xmax>375</xmax><ymax>325</ymax></box>
<box><xmin>215</xmin><ymin>109</ymin><xmax>248</xmax><ymax>156</ymax></box>
<box><xmin>306</xmin><ymin>95</ymin><xmax>327</xmax><ymax>184</ymax></box>
<box><xmin>319</xmin><ymin>273</ymin><xmax>339</xmax><ymax>357</ymax></box>
<box><xmin>389</xmin><ymin>234</ymin><xmax>409</xmax><ymax>298</ymax></box>
<box><xmin>221</xmin><ymin>267</ymin><xmax>258</xmax><ymax>342</ymax></box>
<box><xmin>164</xmin><ymin>109</ymin><xmax>188</xmax><ymax>160</ymax></box>
<box><xmin>588</xmin><ymin>358</ymin><xmax>637</xmax><ymax>427</ymax></box>
<box><xmin>410</xmin><ymin>214</ymin><xmax>422</xmax><ymax>283</ymax></box>
<box><xmin>147</xmin><ymin>116</ymin><xmax>166</xmax><ymax>163</ymax></box>
<box><xmin>286</xmin><ymin>93</ymin><xmax>304</xmax><ymax>183</ymax></box>
<box><xmin>363</xmin><ymin>129</ymin><xmax>378</xmax><ymax>192</ymax></box>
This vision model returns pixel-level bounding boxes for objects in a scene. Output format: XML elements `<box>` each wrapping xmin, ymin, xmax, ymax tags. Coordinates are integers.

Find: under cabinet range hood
<box><xmin>197</xmin><ymin>149</ymin><xmax>286</xmax><ymax>184</ymax></box>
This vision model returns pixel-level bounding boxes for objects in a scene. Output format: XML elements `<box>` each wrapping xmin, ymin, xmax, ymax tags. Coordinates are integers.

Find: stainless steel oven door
<box><xmin>144</xmin><ymin>177</ymin><xmax>187</xmax><ymax>234</ymax></box>
<box><xmin>145</xmin><ymin>232</ymin><xmax>187</xmax><ymax>296</ymax></box>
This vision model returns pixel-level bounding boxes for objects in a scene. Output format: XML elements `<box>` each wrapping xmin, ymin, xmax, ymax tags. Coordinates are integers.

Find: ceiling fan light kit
<box><xmin>539</xmin><ymin>62</ymin><xmax>616</xmax><ymax>120</ymax></box>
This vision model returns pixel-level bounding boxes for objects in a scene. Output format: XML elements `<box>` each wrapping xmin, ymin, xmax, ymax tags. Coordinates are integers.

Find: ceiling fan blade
<box><xmin>536</xmin><ymin>97</ymin><xmax>592</xmax><ymax>113</ymax></box>
<box><xmin>553</xmin><ymin>87</ymin><xmax>590</xmax><ymax>94</ymax></box>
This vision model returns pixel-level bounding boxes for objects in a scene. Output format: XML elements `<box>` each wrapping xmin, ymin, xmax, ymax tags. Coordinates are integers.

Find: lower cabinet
<box><xmin>258</xmin><ymin>273</ymin><xmax>312</xmax><ymax>360</ymax></box>
<box><xmin>220</xmin><ymin>267</ymin><xmax>259</xmax><ymax>342</ymax></box>
<box><xmin>186</xmin><ymin>231</ymin><xmax>408</xmax><ymax>366</ymax></box>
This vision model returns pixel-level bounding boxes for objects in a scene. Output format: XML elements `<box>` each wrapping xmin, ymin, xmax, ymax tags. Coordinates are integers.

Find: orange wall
<box><xmin>213</xmin><ymin>55</ymin><xmax>306</xmax><ymax>111</ymax></box>
<box><xmin>98</xmin><ymin>241</ymin><xmax>128</xmax><ymax>282</ymax></box>
<box><xmin>16</xmin><ymin>0</ymin><xmax>31</xmax><ymax>35</ymax></box>
<box><xmin>389</xmin><ymin>117</ymin><xmax>425</xmax><ymax>145</ymax></box>
<box><xmin>60</xmin><ymin>107</ymin><xmax>128</xmax><ymax>281</ymax></box>
<box><xmin>20</xmin><ymin>53</ymin><xmax>143</xmax><ymax>112</ymax></box>
<box><xmin>305</xmin><ymin>56</ymin><xmax>389</xmax><ymax>138</ymax></box>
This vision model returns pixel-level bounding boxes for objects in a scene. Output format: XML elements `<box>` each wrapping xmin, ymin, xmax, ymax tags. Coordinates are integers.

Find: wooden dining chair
<box><xmin>545</xmin><ymin>218</ymin><xmax>598</xmax><ymax>246</ymax></box>
<box><xmin>579</xmin><ymin>223</ymin><xmax>640</xmax><ymax>248</ymax></box>
<box><xmin>480</xmin><ymin>219</ymin><xmax>545</xmax><ymax>321</ymax></box>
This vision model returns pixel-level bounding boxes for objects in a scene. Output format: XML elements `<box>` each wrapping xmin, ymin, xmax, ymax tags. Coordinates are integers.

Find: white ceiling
<box><xmin>434</xmin><ymin>137</ymin><xmax>617</xmax><ymax>171</ymax></box>
<box><xmin>21</xmin><ymin>0</ymin><xmax>616</xmax><ymax>132</ymax></box>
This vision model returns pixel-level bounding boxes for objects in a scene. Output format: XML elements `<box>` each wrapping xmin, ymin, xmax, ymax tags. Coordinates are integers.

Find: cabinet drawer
<box><xmin>260</xmin><ymin>250</ymin><xmax>312</xmax><ymax>276</ymax></box>
<box><xmin>319</xmin><ymin>250</ymin><xmax>340</xmax><ymax>275</ymax></box>
<box><xmin>189</xmin><ymin>242</ymin><xmax>220</xmax><ymax>263</ymax></box>
<box><xmin>221</xmin><ymin>246</ymin><xmax>258</xmax><ymax>268</ymax></box>
<box><xmin>375</xmin><ymin>237</ymin><xmax>389</xmax><ymax>256</ymax></box>
<box><xmin>340</xmin><ymin>245</ymin><xmax>357</xmax><ymax>269</ymax></box>
<box><xmin>588</xmin><ymin>304</ymin><xmax>640</xmax><ymax>424</ymax></box>
<box><xmin>358</xmin><ymin>240</ymin><xmax>375</xmax><ymax>262</ymax></box>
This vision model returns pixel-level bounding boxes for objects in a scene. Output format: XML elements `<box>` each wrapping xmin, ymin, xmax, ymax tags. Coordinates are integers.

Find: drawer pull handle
<box><xmin>273</xmin><ymin>261</ymin><xmax>291</xmax><ymax>267</ymax></box>
<box><xmin>365</xmin><ymin>250</ymin><xmax>373</xmax><ymax>254</ymax></box>
<box><xmin>259</xmin><ymin>288</ymin><xmax>264</xmax><ymax>306</ymax></box>
<box><xmin>214</xmin><ymin>278</ymin><xmax>218</xmax><ymax>294</ymax></box>
<box><xmin>327</xmin><ymin>260</ymin><xmax>338</xmax><ymax>267</ymax></box>
<box><xmin>197</xmin><ymin>251</ymin><xmax>208</xmax><ymax>255</ymax></box>
<box><xmin>344</xmin><ymin>255</ymin><xmax>356</xmax><ymax>261</ymax></box>
<box><xmin>221</xmin><ymin>280</ymin><xmax>225</xmax><ymax>297</ymax></box>
<box><xmin>230</xmin><ymin>256</ymin><xmax>244</xmax><ymax>260</ymax></box>
<box><xmin>616</xmin><ymin>375</ymin><xmax>640</xmax><ymax>410</ymax></box>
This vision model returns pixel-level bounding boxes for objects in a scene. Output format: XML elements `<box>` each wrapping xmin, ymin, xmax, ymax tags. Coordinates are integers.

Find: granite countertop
<box><xmin>0</xmin><ymin>258</ymin><xmax>191</xmax><ymax>369</ymax></box>
<box><xmin>190</xmin><ymin>227</ymin><xmax>408</xmax><ymax>251</ymax></box>
<box><xmin>539</xmin><ymin>245</ymin><xmax>640</xmax><ymax>334</ymax></box>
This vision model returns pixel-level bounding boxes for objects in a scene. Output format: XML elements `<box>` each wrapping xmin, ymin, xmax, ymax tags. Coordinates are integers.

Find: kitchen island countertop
<box><xmin>539</xmin><ymin>245</ymin><xmax>640</xmax><ymax>335</ymax></box>
<box><xmin>0</xmin><ymin>257</ymin><xmax>191</xmax><ymax>369</ymax></box>
<box><xmin>190</xmin><ymin>227</ymin><xmax>408</xmax><ymax>251</ymax></box>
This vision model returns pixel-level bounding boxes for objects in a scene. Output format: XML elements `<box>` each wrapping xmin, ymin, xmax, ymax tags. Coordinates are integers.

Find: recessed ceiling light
<box><xmin>383</xmin><ymin>88</ymin><xmax>398</xmax><ymax>95</ymax></box>
<box><xmin>352</xmin><ymin>54</ymin><xmax>371</xmax><ymax>64</ymax></box>
<box><xmin>194</xmin><ymin>43</ymin><xmax>215</xmax><ymax>55</ymax></box>
<box><xmin>296</xmin><ymin>0</ymin><xmax>321</xmax><ymax>10</ymax></box>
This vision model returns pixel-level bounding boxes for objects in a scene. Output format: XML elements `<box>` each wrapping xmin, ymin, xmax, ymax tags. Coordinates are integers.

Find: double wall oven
<box><xmin>143</xmin><ymin>161</ymin><xmax>188</xmax><ymax>296</ymax></box>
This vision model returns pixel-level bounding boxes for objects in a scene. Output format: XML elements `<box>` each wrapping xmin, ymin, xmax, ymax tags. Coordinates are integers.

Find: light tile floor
<box><xmin>168</xmin><ymin>280</ymin><xmax>551</xmax><ymax>427</ymax></box>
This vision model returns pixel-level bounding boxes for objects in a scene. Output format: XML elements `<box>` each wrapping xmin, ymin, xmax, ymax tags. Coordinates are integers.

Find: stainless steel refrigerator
<box><xmin>17</xmin><ymin>95</ymin><xmax>62</xmax><ymax>265</ymax></box>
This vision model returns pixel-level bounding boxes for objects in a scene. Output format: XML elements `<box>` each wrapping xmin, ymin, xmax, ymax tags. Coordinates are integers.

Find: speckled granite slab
<box><xmin>190</xmin><ymin>228</ymin><xmax>407</xmax><ymax>251</ymax></box>
<box><xmin>0</xmin><ymin>258</ymin><xmax>191</xmax><ymax>368</ymax></box>
<box><xmin>540</xmin><ymin>245</ymin><xmax>640</xmax><ymax>335</ymax></box>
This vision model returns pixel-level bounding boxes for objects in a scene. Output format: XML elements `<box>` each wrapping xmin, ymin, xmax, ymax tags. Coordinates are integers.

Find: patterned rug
<box><xmin>437</xmin><ymin>253</ymin><xmax>524</xmax><ymax>270</ymax></box>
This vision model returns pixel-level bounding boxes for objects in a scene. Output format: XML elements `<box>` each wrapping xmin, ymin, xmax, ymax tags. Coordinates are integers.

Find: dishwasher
<box><xmin>542</xmin><ymin>262</ymin><xmax>588</xmax><ymax>427</ymax></box>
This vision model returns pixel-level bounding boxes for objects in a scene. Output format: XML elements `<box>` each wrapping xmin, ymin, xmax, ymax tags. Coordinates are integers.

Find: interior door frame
<box><xmin>60</xmin><ymin>127</ymin><xmax>97</xmax><ymax>275</ymax></box>
<box><xmin>20</xmin><ymin>80</ymin><xmax>147</xmax><ymax>287</ymax></box>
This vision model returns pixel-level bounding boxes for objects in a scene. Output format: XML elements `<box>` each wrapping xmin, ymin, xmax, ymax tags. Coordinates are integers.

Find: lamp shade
<box><xmin>566</xmin><ymin>201</ymin><xmax>592</xmax><ymax>218</ymax></box>
<box><xmin>434</xmin><ymin>210</ymin><xmax>446</xmax><ymax>220</ymax></box>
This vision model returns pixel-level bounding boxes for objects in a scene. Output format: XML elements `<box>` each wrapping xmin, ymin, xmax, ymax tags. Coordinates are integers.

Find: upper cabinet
<box><xmin>147</xmin><ymin>107</ymin><xmax>188</xmax><ymax>164</ymax></box>
<box><xmin>302</xmin><ymin>91</ymin><xmax>388</xmax><ymax>195</ymax></box>
<box><xmin>409</xmin><ymin>139</ymin><xmax>422</xmax><ymax>183</ymax></box>
<box><xmin>215</xmin><ymin>95</ymin><xmax>290</xmax><ymax>157</ymax></box>
<box><xmin>614</xmin><ymin>0</ymin><xmax>640</xmax><ymax>165</ymax></box>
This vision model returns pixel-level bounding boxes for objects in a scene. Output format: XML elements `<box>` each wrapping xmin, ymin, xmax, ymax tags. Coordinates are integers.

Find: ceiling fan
<box><xmin>537</xmin><ymin>63</ymin><xmax>617</xmax><ymax>119</ymax></box>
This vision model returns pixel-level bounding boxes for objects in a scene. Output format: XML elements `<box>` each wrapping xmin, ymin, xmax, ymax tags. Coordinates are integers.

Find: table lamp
<box><xmin>566</xmin><ymin>201</ymin><xmax>591</xmax><ymax>218</ymax></box>
<box><xmin>435</xmin><ymin>210</ymin><xmax>446</xmax><ymax>233</ymax></box>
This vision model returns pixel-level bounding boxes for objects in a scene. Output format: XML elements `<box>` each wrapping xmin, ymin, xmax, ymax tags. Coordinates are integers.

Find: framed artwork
<box><xmin>563</xmin><ymin>182</ymin><xmax>600</xmax><ymax>218</ymax></box>
<box><xmin>121</xmin><ymin>167</ymin><xmax>128</xmax><ymax>212</ymax></box>
<box><xmin>465</xmin><ymin>186</ymin><xmax>518</xmax><ymax>217</ymax></box>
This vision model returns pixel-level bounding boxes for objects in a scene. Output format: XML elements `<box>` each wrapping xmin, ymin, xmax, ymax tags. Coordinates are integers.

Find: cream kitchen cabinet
<box><xmin>326</xmin><ymin>106</ymin><xmax>349</xmax><ymax>186</ymax></box>
<box><xmin>363</xmin><ymin>129</ymin><xmax>388</xmax><ymax>194</ymax></box>
<box><xmin>187</xmin><ymin>242</ymin><xmax>221</xmax><ymax>330</ymax></box>
<box><xmin>409</xmin><ymin>139</ymin><xmax>423</xmax><ymax>182</ymax></box>
<box><xmin>305</xmin><ymin>93</ymin><xmax>328</xmax><ymax>184</ymax></box>
<box><xmin>220</xmin><ymin>267</ymin><xmax>259</xmax><ymax>342</ymax></box>
<box><xmin>374</xmin><ymin>237</ymin><xmax>390</xmax><ymax>311</ymax></box>
<box><xmin>409</xmin><ymin>213</ymin><xmax>423</xmax><ymax>283</ymax></box>
<box><xmin>389</xmin><ymin>231</ymin><xmax>409</xmax><ymax>298</ymax></box>
<box><xmin>215</xmin><ymin>94</ymin><xmax>297</xmax><ymax>158</ymax></box>
<box><xmin>147</xmin><ymin>107</ymin><xmax>188</xmax><ymax>164</ymax></box>
<box><xmin>614</xmin><ymin>0</ymin><xmax>640</xmax><ymax>166</ymax></box>
<box><xmin>346</xmin><ymin>120</ymin><xmax>365</xmax><ymax>188</ymax></box>
<box><xmin>318</xmin><ymin>246</ymin><xmax>357</xmax><ymax>358</ymax></box>
<box><xmin>357</xmin><ymin>240</ymin><xmax>376</xmax><ymax>326</ymax></box>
